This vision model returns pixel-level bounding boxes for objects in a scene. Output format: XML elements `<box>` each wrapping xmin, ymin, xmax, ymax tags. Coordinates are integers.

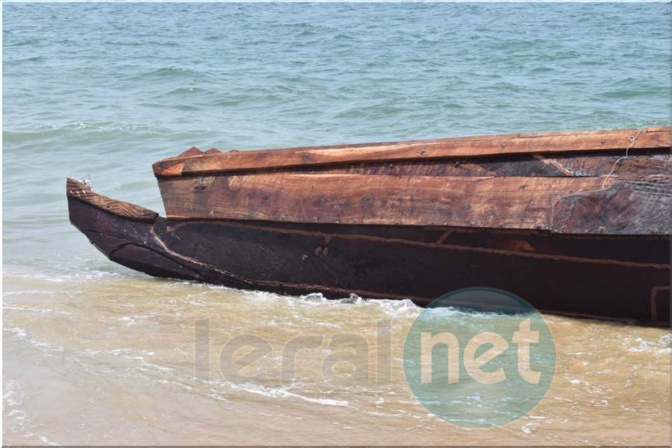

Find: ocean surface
<box><xmin>3</xmin><ymin>2</ymin><xmax>670</xmax><ymax>446</ymax></box>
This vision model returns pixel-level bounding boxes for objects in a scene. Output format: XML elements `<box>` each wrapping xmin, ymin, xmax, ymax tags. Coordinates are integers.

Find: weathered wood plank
<box><xmin>263</xmin><ymin>151</ymin><xmax>671</xmax><ymax>179</ymax></box>
<box><xmin>158</xmin><ymin>173</ymin><xmax>618</xmax><ymax>231</ymax></box>
<box><xmin>552</xmin><ymin>179</ymin><xmax>672</xmax><ymax>235</ymax></box>
<box><xmin>67</xmin><ymin>178</ymin><xmax>158</xmax><ymax>222</ymax></box>
<box><xmin>152</xmin><ymin>127</ymin><xmax>671</xmax><ymax>177</ymax></box>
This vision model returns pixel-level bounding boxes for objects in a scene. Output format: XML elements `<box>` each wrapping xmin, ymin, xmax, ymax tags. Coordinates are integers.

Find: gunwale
<box><xmin>152</xmin><ymin>126</ymin><xmax>671</xmax><ymax>177</ymax></box>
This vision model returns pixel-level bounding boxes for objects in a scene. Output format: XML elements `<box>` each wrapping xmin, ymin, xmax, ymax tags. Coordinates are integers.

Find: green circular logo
<box><xmin>403</xmin><ymin>288</ymin><xmax>555</xmax><ymax>427</ymax></box>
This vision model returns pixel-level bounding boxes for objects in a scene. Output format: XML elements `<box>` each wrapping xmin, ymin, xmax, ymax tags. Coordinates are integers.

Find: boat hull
<box><xmin>67</xmin><ymin>181</ymin><xmax>670</xmax><ymax>325</ymax></box>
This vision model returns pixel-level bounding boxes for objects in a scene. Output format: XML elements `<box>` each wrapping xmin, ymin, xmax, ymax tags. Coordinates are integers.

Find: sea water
<box><xmin>3</xmin><ymin>2</ymin><xmax>670</xmax><ymax>445</ymax></box>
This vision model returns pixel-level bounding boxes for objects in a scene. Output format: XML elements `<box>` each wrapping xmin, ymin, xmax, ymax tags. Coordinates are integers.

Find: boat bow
<box><xmin>67</xmin><ymin>178</ymin><xmax>196</xmax><ymax>280</ymax></box>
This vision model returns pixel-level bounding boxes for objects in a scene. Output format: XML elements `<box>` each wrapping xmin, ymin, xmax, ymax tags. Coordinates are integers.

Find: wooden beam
<box><xmin>153</xmin><ymin>127</ymin><xmax>670</xmax><ymax>177</ymax></box>
<box><xmin>67</xmin><ymin>178</ymin><xmax>158</xmax><ymax>222</ymax></box>
<box><xmin>158</xmin><ymin>173</ymin><xmax>621</xmax><ymax>231</ymax></box>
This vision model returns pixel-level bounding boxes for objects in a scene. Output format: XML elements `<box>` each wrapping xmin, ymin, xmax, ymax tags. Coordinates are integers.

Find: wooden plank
<box><xmin>261</xmin><ymin>152</ymin><xmax>672</xmax><ymax>179</ymax></box>
<box><xmin>552</xmin><ymin>179</ymin><xmax>672</xmax><ymax>235</ymax></box>
<box><xmin>152</xmin><ymin>127</ymin><xmax>671</xmax><ymax>177</ymax></box>
<box><xmin>158</xmin><ymin>173</ymin><xmax>616</xmax><ymax>231</ymax></box>
<box><xmin>67</xmin><ymin>178</ymin><xmax>158</xmax><ymax>222</ymax></box>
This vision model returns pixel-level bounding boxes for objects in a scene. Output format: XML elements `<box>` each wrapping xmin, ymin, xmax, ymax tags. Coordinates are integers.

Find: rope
<box><xmin>601</xmin><ymin>128</ymin><xmax>644</xmax><ymax>190</ymax></box>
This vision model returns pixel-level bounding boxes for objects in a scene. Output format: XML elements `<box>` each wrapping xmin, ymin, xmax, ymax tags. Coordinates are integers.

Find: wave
<box><xmin>2</xmin><ymin>265</ymin><xmax>126</xmax><ymax>287</ymax></box>
<box><xmin>123</xmin><ymin>66</ymin><xmax>216</xmax><ymax>82</ymax></box>
<box><xmin>164</xmin><ymin>86</ymin><xmax>211</xmax><ymax>96</ymax></box>
<box><xmin>229</xmin><ymin>383</ymin><xmax>351</xmax><ymax>408</ymax></box>
<box><xmin>9</xmin><ymin>121</ymin><xmax>169</xmax><ymax>134</ymax></box>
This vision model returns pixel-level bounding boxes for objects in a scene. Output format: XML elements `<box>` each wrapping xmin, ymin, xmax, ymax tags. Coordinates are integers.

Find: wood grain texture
<box><xmin>152</xmin><ymin>127</ymin><xmax>671</xmax><ymax>176</ymax></box>
<box><xmin>250</xmin><ymin>151</ymin><xmax>671</xmax><ymax>179</ymax></box>
<box><xmin>158</xmin><ymin>173</ymin><xmax>619</xmax><ymax>231</ymax></box>
<box><xmin>67</xmin><ymin>192</ymin><xmax>671</xmax><ymax>324</ymax></box>
<box><xmin>552</xmin><ymin>179</ymin><xmax>672</xmax><ymax>235</ymax></box>
<box><xmin>66</xmin><ymin>178</ymin><xmax>158</xmax><ymax>222</ymax></box>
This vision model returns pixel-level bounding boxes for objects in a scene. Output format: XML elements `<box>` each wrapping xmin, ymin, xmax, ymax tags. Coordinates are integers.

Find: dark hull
<box><xmin>67</xmin><ymin>186</ymin><xmax>670</xmax><ymax>325</ymax></box>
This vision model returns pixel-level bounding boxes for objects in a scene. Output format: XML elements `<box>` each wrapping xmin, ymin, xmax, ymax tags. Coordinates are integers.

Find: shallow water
<box><xmin>3</xmin><ymin>2</ymin><xmax>670</xmax><ymax>445</ymax></box>
<box><xmin>3</xmin><ymin>272</ymin><xmax>670</xmax><ymax>445</ymax></box>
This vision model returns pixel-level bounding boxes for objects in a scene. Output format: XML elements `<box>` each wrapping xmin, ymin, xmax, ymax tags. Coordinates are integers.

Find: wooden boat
<box><xmin>67</xmin><ymin>126</ymin><xmax>671</xmax><ymax>324</ymax></box>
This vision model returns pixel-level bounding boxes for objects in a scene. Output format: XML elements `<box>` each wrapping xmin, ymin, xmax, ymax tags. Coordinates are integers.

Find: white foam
<box><xmin>3</xmin><ymin>268</ymin><xmax>120</xmax><ymax>285</ymax></box>
<box><xmin>206</xmin><ymin>392</ymin><xmax>229</xmax><ymax>402</ymax></box>
<box><xmin>521</xmin><ymin>422</ymin><xmax>540</xmax><ymax>434</ymax></box>
<box><xmin>230</xmin><ymin>382</ymin><xmax>350</xmax><ymax>408</ymax></box>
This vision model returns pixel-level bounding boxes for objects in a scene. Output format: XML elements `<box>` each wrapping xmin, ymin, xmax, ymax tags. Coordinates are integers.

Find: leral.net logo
<box><xmin>403</xmin><ymin>288</ymin><xmax>556</xmax><ymax>428</ymax></box>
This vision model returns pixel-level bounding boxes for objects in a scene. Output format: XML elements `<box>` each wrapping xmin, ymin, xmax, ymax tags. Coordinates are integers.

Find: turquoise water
<box><xmin>3</xmin><ymin>3</ymin><xmax>671</xmax><ymax>445</ymax></box>
<box><xmin>4</xmin><ymin>2</ymin><xmax>670</xmax><ymax>271</ymax></box>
